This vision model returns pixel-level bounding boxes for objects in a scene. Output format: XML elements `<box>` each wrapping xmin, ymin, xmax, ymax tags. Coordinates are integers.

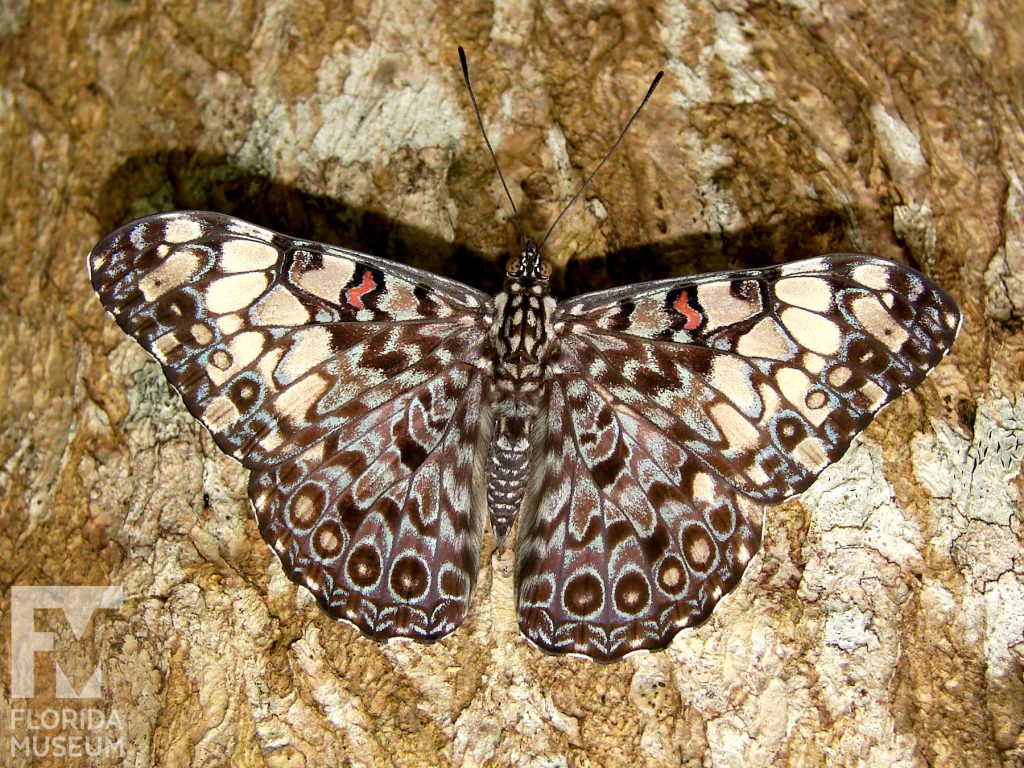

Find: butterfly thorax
<box><xmin>486</xmin><ymin>241</ymin><xmax>557</xmax><ymax>543</ymax></box>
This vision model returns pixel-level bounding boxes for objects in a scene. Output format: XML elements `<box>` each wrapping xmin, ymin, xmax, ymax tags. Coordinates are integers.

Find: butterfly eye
<box><xmin>505</xmin><ymin>256</ymin><xmax>521</xmax><ymax>275</ymax></box>
<box><xmin>538</xmin><ymin>260</ymin><xmax>552</xmax><ymax>279</ymax></box>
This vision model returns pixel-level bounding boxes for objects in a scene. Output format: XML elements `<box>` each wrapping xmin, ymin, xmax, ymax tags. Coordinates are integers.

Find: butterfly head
<box><xmin>506</xmin><ymin>238</ymin><xmax>552</xmax><ymax>282</ymax></box>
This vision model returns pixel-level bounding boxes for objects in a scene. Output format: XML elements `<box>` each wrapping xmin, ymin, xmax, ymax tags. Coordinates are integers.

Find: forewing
<box><xmin>89</xmin><ymin>210</ymin><xmax>491</xmax><ymax>468</ymax></box>
<box><xmin>89</xmin><ymin>210</ymin><xmax>491</xmax><ymax>640</ymax></box>
<box><xmin>555</xmin><ymin>255</ymin><xmax>961</xmax><ymax>502</ymax></box>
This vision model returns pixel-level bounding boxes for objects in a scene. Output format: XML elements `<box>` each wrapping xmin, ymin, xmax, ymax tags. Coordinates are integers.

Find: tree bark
<box><xmin>1</xmin><ymin>1</ymin><xmax>1020</xmax><ymax>766</ymax></box>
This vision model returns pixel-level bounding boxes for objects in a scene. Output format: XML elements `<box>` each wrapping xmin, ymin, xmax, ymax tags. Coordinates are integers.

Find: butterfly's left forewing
<box><xmin>515</xmin><ymin>255</ymin><xmax>960</xmax><ymax>660</ymax></box>
<box><xmin>556</xmin><ymin>255</ymin><xmax>960</xmax><ymax>501</ymax></box>
<box><xmin>90</xmin><ymin>211</ymin><xmax>492</xmax><ymax>641</ymax></box>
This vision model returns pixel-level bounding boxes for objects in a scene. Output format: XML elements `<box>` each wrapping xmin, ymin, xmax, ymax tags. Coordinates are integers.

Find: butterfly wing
<box><xmin>516</xmin><ymin>375</ymin><xmax>765</xmax><ymax>661</ymax></box>
<box><xmin>516</xmin><ymin>255</ymin><xmax>960</xmax><ymax>660</ymax></box>
<box><xmin>89</xmin><ymin>211</ymin><xmax>491</xmax><ymax>641</ymax></box>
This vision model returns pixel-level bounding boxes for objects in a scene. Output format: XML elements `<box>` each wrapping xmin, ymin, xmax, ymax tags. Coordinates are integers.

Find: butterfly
<box><xmin>87</xmin><ymin>56</ymin><xmax>961</xmax><ymax>663</ymax></box>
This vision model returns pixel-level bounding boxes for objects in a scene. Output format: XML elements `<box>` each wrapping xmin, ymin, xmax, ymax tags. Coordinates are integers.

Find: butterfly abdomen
<box><xmin>486</xmin><ymin>276</ymin><xmax>557</xmax><ymax>541</ymax></box>
<box><xmin>487</xmin><ymin>411</ymin><xmax>532</xmax><ymax>541</ymax></box>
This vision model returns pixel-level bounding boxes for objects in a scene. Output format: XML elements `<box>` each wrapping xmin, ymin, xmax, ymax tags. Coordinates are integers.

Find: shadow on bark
<box><xmin>95</xmin><ymin>148</ymin><xmax>879</xmax><ymax>300</ymax></box>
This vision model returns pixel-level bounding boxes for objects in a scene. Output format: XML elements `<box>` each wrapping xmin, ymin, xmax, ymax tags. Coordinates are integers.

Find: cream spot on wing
<box><xmin>794</xmin><ymin>437</ymin><xmax>828</xmax><ymax>470</ymax></box>
<box><xmin>775</xmin><ymin>276</ymin><xmax>834</xmax><ymax>312</ymax></box>
<box><xmin>226</xmin><ymin>219</ymin><xmax>272</xmax><ymax>239</ymax></box>
<box><xmin>256</xmin><ymin>345</ymin><xmax>285</xmax><ymax>387</ymax></box>
<box><xmin>697</xmin><ymin>280</ymin><xmax>761</xmax><ymax>331</ymax></box>
<box><xmin>218</xmin><ymin>238</ymin><xmax>279</xmax><ymax>272</ymax></box>
<box><xmin>210</xmin><ymin>349</ymin><xmax>232</xmax><ymax>371</ymax></box>
<box><xmin>800</xmin><ymin>389</ymin><xmax>830</xmax><ymax>425</ymax></box>
<box><xmin>276</xmin><ymin>327</ymin><xmax>334</xmax><ymax>383</ymax></box>
<box><xmin>259</xmin><ymin>427</ymin><xmax>283</xmax><ymax>454</ymax></box>
<box><xmin>660</xmin><ymin>562</ymin><xmax>682</xmax><ymax>589</ymax></box>
<box><xmin>851</xmin><ymin>263</ymin><xmax>890</xmax><ymax>291</ymax></box>
<box><xmin>736</xmin><ymin>543</ymin><xmax>752</xmax><ymax>564</ymax></box>
<box><xmin>251</xmin><ymin>485</ymin><xmax>270</xmax><ymax>507</ymax></box>
<box><xmin>290</xmin><ymin>252</ymin><xmax>356</xmax><ymax>303</ymax></box>
<box><xmin>758</xmin><ymin>385</ymin><xmax>782</xmax><ymax>425</ymax></box>
<box><xmin>317</xmin><ymin>527</ymin><xmax>339</xmax><ymax>553</ymax></box>
<box><xmin>217</xmin><ymin>314</ymin><xmax>243</xmax><ymax>336</ymax></box>
<box><xmin>806</xmin><ymin>390</ymin><xmax>828</xmax><ymax>410</ymax></box>
<box><xmin>692</xmin><ymin>472</ymin><xmax>716</xmax><ymax>504</ymax></box>
<box><xmin>190</xmin><ymin>323</ymin><xmax>213</xmax><ymax>345</ymax></box>
<box><xmin>206</xmin><ymin>272</ymin><xmax>270</xmax><ymax>314</ymax></box>
<box><xmin>801</xmin><ymin>353</ymin><xmax>826</xmax><ymax>375</ymax></box>
<box><xmin>736</xmin><ymin>317</ymin><xmax>793</xmax><ymax>360</ymax></box>
<box><xmin>881</xmin><ymin>291</ymin><xmax>895</xmax><ymax>308</ymax></box>
<box><xmin>708</xmin><ymin>356</ymin><xmax>761</xmax><ymax>415</ymax></box>
<box><xmin>851</xmin><ymin>295</ymin><xmax>909</xmax><ymax>351</ymax></box>
<box><xmin>208</xmin><ymin>331</ymin><xmax>265</xmax><ymax>386</ymax></box>
<box><xmin>860</xmin><ymin>380</ymin><xmax>887</xmax><ymax>411</ymax></box>
<box><xmin>780</xmin><ymin>307</ymin><xmax>842</xmax><ymax>355</ymax></box>
<box><xmin>685</xmin><ymin>531</ymin><xmax>713</xmax><ymax>566</ymax></box>
<box><xmin>232</xmin><ymin>331</ymin><xmax>264</xmax><ymax>367</ymax></box>
<box><xmin>293</xmin><ymin>440</ymin><xmax>327</xmax><ymax>469</ymax></box>
<box><xmin>778</xmin><ymin>260</ymin><xmax>812</xmax><ymax>276</ymax></box>
<box><xmin>202</xmin><ymin>395</ymin><xmax>239</xmax><ymax>432</ymax></box>
<box><xmin>91</xmin><ymin>251</ymin><xmax>110</xmax><ymax>271</ymax></box>
<box><xmin>252</xmin><ymin>285</ymin><xmax>312</xmax><ymax>326</ymax></box>
<box><xmin>139</xmin><ymin>248</ymin><xmax>201</xmax><ymax>301</ymax></box>
<box><xmin>163</xmin><ymin>217</ymin><xmax>203</xmax><ymax>243</ymax></box>
<box><xmin>828</xmin><ymin>365</ymin><xmax>852</xmax><ymax>388</ymax></box>
<box><xmin>746</xmin><ymin>463</ymin><xmax>770</xmax><ymax>485</ymax></box>
<box><xmin>151</xmin><ymin>332</ymin><xmax>181</xmax><ymax>363</ymax></box>
<box><xmin>274</xmin><ymin>372</ymin><xmax>330</xmax><ymax>424</ymax></box>
<box><xmin>710</xmin><ymin>401</ymin><xmax>760</xmax><ymax>452</ymax></box>
<box><xmin>777</xmin><ymin>367</ymin><xmax>814</xmax><ymax>415</ymax></box>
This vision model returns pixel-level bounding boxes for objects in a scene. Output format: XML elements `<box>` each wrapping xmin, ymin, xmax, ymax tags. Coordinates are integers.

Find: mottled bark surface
<box><xmin>1</xmin><ymin>1</ymin><xmax>1021</xmax><ymax>766</ymax></box>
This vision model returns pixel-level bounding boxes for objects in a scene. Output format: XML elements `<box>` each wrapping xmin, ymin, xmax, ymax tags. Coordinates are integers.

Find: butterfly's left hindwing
<box><xmin>89</xmin><ymin>211</ymin><xmax>491</xmax><ymax>641</ymax></box>
<box><xmin>514</xmin><ymin>255</ymin><xmax>960</xmax><ymax>660</ymax></box>
<box><xmin>515</xmin><ymin>376</ymin><xmax>764</xmax><ymax>661</ymax></box>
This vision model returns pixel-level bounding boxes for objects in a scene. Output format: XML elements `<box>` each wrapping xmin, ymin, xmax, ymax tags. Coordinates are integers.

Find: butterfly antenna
<box><xmin>537</xmin><ymin>70</ymin><xmax>663</xmax><ymax>252</ymax></box>
<box><xmin>459</xmin><ymin>46</ymin><xmax>525</xmax><ymax>242</ymax></box>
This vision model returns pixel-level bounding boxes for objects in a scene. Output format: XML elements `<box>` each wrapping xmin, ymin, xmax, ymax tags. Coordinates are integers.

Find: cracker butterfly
<box><xmin>88</xmin><ymin>50</ymin><xmax>960</xmax><ymax>661</ymax></box>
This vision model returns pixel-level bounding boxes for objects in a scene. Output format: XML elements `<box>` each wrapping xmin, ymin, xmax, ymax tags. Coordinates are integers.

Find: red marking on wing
<box><xmin>345</xmin><ymin>270</ymin><xmax>377</xmax><ymax>309</ymax></box>
<box><xmin>673</xmin><ymin>290</ymin><xmax>702</xmax><ymax>330</ymax></box>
